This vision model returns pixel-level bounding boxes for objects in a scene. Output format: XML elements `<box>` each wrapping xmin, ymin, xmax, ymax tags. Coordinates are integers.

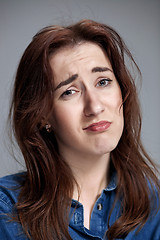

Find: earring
<box><xmin>45</xmin><ymin>123</ymin><xmax>52</xmax><ymax>133</ymax></box>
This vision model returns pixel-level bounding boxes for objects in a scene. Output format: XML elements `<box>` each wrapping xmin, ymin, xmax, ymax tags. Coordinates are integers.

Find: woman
<box><xmin>0</xmin><ymin>19</ymin><xmax>159</xmax><ymax>240</ymax></box>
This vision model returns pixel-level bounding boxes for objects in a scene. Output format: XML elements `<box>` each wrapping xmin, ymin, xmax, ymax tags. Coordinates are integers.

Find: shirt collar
<box><xmin>104</xmin><ymin>170</ymin><xmax>117</xmax><ymax>192</ymax></box>
<box><xmin>71</xmin><ymin>170</ymin><xmax>117</xmax><ymax>208</ymax></box>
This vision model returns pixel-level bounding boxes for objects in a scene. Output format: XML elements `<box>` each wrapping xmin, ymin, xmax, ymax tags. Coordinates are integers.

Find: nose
<box><xmin>83</xmin><ymin>90</ymin><xmax>105</xmax><ymax>117</ymax></box>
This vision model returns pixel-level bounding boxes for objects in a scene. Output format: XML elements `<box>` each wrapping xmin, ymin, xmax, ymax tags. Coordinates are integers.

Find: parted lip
<box><xmin>83</xmin><ymin>120</ymin><xmax>111</xmax><ymax>130</ymax></box>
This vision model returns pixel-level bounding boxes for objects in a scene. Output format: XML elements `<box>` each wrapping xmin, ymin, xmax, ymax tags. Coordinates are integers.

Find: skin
<box><xmin>49</xmin><ymin>42</ymin><xmax>124</xmax><ymax>229</ymax></box>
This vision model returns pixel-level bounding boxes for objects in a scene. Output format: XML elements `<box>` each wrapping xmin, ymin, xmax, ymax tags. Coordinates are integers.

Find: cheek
<box><xmin>106</xmin><ymin>89</ymin><xmax>123</xmax><ymax>116</ymax></box>
<box><xmin>110</xmin><ymin>90</ymin><xmax>124</xmax><ymax>132</ymax></box>
<box><xmin>115</xmin><ymin>91</ymin><xmax>124</xmax><ymax>132</ymax></box>
<box><xmin>116</xmin><ymin>96</ymin><xmax>123</xmax><ymax>116</ymax></box>
<box><xmin>115</xmin><ymin>93</ymin><xmax>124</xmax><ymax>124</ymax></box>
<box><xmin>51</xmin><ymin>104</ymin><xmax>76</xmax><ymax>131</ymax></box>
<box><xmin>52</xmin><ymin>108</ymin><xmax>65</xmax><ymax>129</ymax></box>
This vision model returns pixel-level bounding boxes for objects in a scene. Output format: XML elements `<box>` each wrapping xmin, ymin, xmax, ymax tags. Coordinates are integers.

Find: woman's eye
<box><xmin>61</xmin><ymin>89</ymin><xmax>76</xmax><ymax>97</ymax></box>
<box><xmin>96</xmin><ymin>78</ymin><xmax>112</xmax><ymax>87</ymax></box>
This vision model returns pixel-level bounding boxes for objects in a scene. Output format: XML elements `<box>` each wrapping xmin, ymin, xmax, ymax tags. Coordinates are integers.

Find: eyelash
<box><xmin>61</xmin><ymin>78</ymin><xmax>112</xmax><ymax>98</ymax></box>
<box><xmin>61</xmin><ymin>89</ymin><xmax>77</xmax><ymax>97</ymax></box>
<box><xmin>96</xmin><ymin>78</ymin><xmax>112</xmax><ymax>87</ymax></box>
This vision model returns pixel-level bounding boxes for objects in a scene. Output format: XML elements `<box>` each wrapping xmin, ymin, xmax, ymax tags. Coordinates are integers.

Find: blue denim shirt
<box><xmin>0</xmin><ymin>172</ymin><xmax>160</xmax><ymax>240</ymax></box>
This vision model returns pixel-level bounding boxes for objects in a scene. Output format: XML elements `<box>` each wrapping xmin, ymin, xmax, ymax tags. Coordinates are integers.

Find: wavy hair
<box><xmin>9</xmin><ymin>19</ymin><xmax>159</xmax><ymax>240</ymax></box>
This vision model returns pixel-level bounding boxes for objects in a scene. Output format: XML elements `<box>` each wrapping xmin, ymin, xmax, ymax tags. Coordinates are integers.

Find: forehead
<box><xmin>50</xmin><ymin>42</ymin><xmax>112</xmax><ymax>72</ymax></box>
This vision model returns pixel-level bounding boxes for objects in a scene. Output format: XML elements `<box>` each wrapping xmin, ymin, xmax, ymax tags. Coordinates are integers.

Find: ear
<box><xmin>39</xmin><ymin>117</ymin><xmax>51</xmax><ymax>130</ymax></box>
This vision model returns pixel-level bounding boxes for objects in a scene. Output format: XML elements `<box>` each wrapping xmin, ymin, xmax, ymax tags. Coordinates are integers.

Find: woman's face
<box><xmin>50</xmin><ymin>42</ymin><xmax>124</xmax><ymax>159</ymax></box>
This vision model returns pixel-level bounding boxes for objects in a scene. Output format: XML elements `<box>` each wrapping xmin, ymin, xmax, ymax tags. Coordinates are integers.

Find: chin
<box><xmin>93</xmin><ymin>138</ymin><xmax>120</xmax><ymax>154</ymax></box>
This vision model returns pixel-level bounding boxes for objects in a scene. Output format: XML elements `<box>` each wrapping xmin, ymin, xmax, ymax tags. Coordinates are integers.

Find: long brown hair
<box><xmin>9</xmin><ymin>19</ymin><xmax>160</xmax><ymax>240</ymax></box>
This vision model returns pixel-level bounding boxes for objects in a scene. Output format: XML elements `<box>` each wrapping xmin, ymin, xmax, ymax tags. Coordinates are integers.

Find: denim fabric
<box><xmin>0</xmin><ymin>172</ymin><xmax>160</xmax><ymax>240</ymax></box>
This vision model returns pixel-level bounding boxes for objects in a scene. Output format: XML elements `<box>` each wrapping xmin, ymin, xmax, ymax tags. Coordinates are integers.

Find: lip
<box><xmin>83</xmin><ymin>121</ymin><xmax>111</xmax><ymax>132</ymax></box>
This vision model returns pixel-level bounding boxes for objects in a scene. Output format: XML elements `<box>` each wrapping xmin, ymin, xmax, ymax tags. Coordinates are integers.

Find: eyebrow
<box><xmin>54</xmin><ymin>74</ymin><xmax>78</xmax><ymax>91</ymax></box>
<box><xmin>91</xmin><ymin>66</ymin><xmax>112</xmax><ymax>73</ymax></box>
<box><xmin>54</xmin><ymin>66</ymin><xmax>112</xmax><ymax>91</ymax></box>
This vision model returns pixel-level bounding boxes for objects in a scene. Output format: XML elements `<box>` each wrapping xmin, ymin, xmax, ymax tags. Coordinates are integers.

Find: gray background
<box><xmin>0</xmin><ymin>0</ymin><xmax>160</xmax><ymax>177</ymax></box>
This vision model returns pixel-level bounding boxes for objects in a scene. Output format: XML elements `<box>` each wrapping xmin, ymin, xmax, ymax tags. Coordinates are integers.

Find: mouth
<box><xmin>83</xmin><ymin>121</ymin><xmax>112</xmax><ymax>132</ymax></box>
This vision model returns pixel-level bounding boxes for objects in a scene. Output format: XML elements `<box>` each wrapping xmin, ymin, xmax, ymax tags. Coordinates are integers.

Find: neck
<box><xmin>61</xmin><ymin>150</ymin><xmax>111</xmax><ymax>230</ymax></box>
<box><xmin>71</xmin><ymin>153</ymin><xmax>110</xmax><ymax>230</ymax></box>
<box><xmin>63</xmin><ymin>151</ymin><xmax>110</xmax><ymax>200</ymax></box>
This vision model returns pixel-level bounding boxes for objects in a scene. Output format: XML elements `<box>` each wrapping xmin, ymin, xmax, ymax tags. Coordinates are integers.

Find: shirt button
<box><xmin>97</xmin><ymin>203</ymin><xmax>103</xmax><ymax>211</ymax></box>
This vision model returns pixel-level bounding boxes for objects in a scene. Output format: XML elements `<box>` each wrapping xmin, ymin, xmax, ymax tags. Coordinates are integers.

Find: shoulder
<box><xmin>147</xmin><ymin>177</ymin><xmax>160</xmax><ymax>209</ymax></box>
<box><xmin>0</xmin><ymin>172</ymin><xmax>28</xmax><ymax>239</ymax></box>
<box><xmin>136</xmin><ymin>178</ymin><xmax>160</xmax><ymax>239</ymax></box>
<box><xmin>0</xmin><ymin>172</ymin><xmax>26</xmax><ymax>210</ymax></box>
<box><xmin>128</xmin><ymin>206</ymin><xmax>160</xmax><ymax>240</ymax></box>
